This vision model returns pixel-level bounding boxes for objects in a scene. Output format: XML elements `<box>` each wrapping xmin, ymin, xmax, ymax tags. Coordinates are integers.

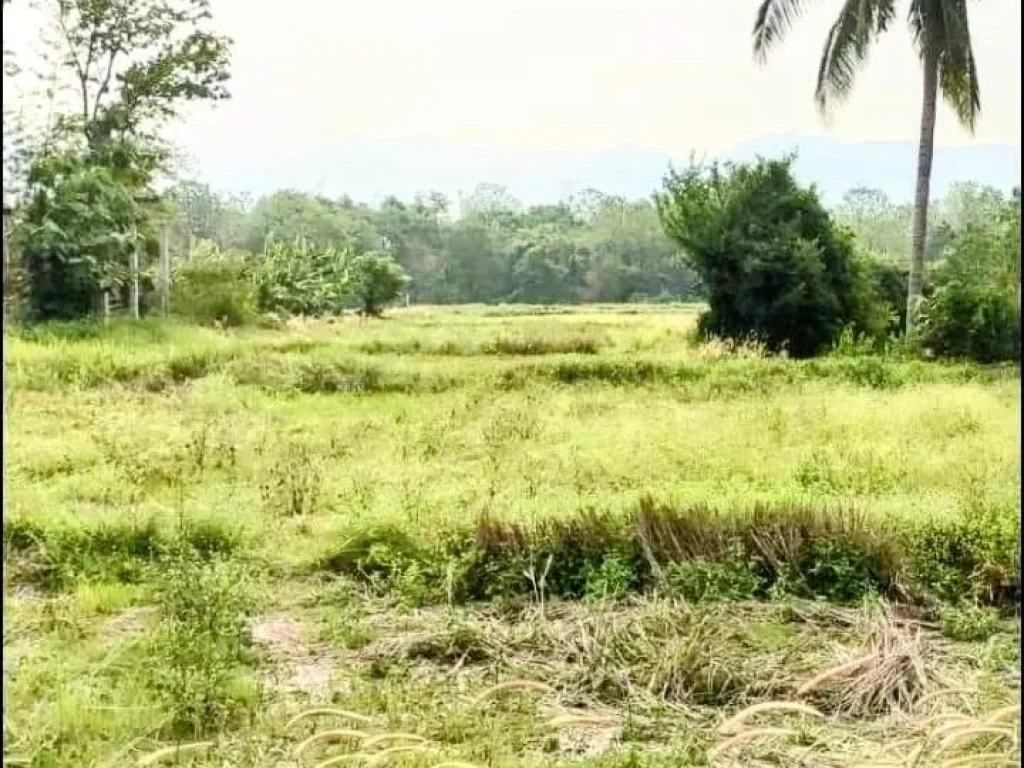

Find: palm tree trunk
<box><xmin>906</xmin><ymin>54</ymin><xmax>939</xmax><ymax>335</ymax></box>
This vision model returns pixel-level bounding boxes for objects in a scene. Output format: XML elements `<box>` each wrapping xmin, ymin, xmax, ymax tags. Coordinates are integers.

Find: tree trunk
<box><xmin>906</xmin><ymin>54</ymin><xmax>939</xmax><ymax>335</ymax></box>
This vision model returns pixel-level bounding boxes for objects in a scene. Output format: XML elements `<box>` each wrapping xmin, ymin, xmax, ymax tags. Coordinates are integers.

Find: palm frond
<box><xmin>906</xmin><ymin>0</ymin><xmax>935</xmax><ymax>61</ymax></box>
<box><xmin>753</xmin><ymin>0</ymin><xmax>815</xmax><ymax>64</ymax></box>
<box><xmin>937</xmin><ymin>0</ymin><xmax>981</xmax><ymax>130</ymax></box>
<box><xmin>814</xmin><ymin>0</ymin><xmax>896</xmax><ymax>113</ymax></box>
<box><xmin>907</xmin><ymin>0</ymin><xmax>981</xmax><ymax>131</ymax></box>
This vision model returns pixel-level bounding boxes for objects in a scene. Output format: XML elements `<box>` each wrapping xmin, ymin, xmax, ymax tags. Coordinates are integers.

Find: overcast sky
<box><xmin>4</xmin><ymin>0</ymin><xmax>1020</xmax><ymax>198</ymax></box>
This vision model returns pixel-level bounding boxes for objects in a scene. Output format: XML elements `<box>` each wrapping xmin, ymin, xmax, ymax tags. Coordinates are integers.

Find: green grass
<box><xmin>3</xmin><ymin>305</ymin><xmax>1020</xmax><ymax>766</ymax></box>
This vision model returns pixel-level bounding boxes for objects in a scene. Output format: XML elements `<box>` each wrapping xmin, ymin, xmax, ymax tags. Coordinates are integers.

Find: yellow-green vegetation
<box><xmin>3</xmin><ymin>306</ymin><xmax>1020</xmax><ymax>767</ymax></box>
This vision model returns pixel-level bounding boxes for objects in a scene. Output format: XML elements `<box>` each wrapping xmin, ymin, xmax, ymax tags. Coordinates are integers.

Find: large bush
<box><xmin>171</xmin><ymin>242</ymin><xmax>256</xmax><ymax>327</ymax></box>
<box><xmin>865</xmin><ymin>259</ymin><xmax>910</xmax><ymax>338</ymax></box>
<box><xmin>655</xmin><ymin>157</ymin><xmax>883</xmax><ymax>357</ymax></box>
<box><xmin>349</xmin><ymin>251</ymin><xmax>410</xmax><ymax>317</ymax></box>
<box><xmin>918</xmin><ymin>196</ymin><xmax>1020</xmax><ymax>363</ymax></box>
<box><xmin>847</xmin><ymin>252</ymin><xmax>911</xmax><ymax>342</ymax></box>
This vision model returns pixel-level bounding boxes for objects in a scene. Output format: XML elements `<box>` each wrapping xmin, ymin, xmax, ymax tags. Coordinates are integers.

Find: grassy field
<box><xmin>3</xmin><ymin>305</ymin><xmax>1021</xmax><ymax>767</ymax></box>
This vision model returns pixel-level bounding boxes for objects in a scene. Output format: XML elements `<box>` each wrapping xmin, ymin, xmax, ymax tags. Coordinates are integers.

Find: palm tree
<box><xmin>752</xmin><ymin>0</ymin><xmax>981</xmax><ymax>335</ymax></box>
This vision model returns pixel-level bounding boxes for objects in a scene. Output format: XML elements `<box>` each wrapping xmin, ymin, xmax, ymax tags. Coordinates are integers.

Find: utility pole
<box><xmin>128</xmin><ymin>192</ymin><xmax>161</xmax><ymax>319</ymax></box>
<box><xmin>2</xmin><ymin>204</ymin><xmax>11</xmax><ymax>326</ymax></box>
<box><xmin>130</xmin><ymin>227</ymin><xmax>140</xmax><ymax>319</ymax></box>
<box><xmin>160</xmin><ymin>226</ymin><xmax>170</xmax><ymax>316</ymax></box>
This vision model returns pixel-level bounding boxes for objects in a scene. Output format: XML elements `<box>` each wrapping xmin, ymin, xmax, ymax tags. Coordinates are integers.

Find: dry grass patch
<box><xmin>797</xmin><ymin>601</ymin><xmax>957</xmax><ymax>717</ymax></box>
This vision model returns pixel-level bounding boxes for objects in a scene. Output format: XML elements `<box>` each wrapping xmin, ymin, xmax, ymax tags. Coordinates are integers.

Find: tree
<box><xmin>936</xmin><ymin>181</ymin><xmax>1008</xmax><ymax>233</ymax></box>
<box><xmin>582</xmin><ymin>198</ymin><xmax>700</xmax><ymax>302</ymax></box>
<box><xmin>373</xmin><ymin>193</ymin><xmax>448</xmax><ymax>302</ymax></box>
<box><xmin>244</xmin><ymin>191</ymin><xmax>377</xmax><ymax>255</ymax></box>
<box><xmin>439</xmin><ymin>219</ymin><xmax>507</xmax><ymax>303</ymax></box>
<box><xmin>49</xmin><ymin>0</ymin><xmax>231</xmax><ymax>155</ymax></box>
<box><xmin>459</xmin><ymin>183</ymin><xmax>522</xmax><ymax>230</ymax></box>
<box><xmin>656</xmin><ymin>156</ymin><xmax>877</xmax><ymax>357</ymax></box>
<box><xmin>165</xmin><ymin>180</ymin><xmax>250</xmax><ymax>250</ymax></box>
<box><xmin>506</xmin><ymin>224</ymin><xmax>585</xmax><ymax>304</ymax></box>
<box><xmin>12</xmin><ymin>0</ymin><xmax>232</xmax><ymax>320</ymax></box>
<box><xmin>17</xmin><ymin>148</ymin><xmax>143</xmax><ymax>319</ymax></box>
<box><xmin>834</xmin><ymin>187</ymin><xmax>911</xmax><ymax>264</ymax></box>
<box><xmin>753</xmin><ymin>0</ymin><xmax>982</xmax><ymax>335</ymax></box>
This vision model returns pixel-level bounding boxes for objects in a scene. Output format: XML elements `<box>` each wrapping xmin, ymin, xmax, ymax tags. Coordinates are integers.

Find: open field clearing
<box><xmin>3</xmin><ymin>306</ymin><xmax>1021</xmax><ymax>767</ymax></box>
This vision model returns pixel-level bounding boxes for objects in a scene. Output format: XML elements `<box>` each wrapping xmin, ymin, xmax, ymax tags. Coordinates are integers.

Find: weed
<box><xmin>660</xmin><ymin>556</ymin><xmax>761</xmax><ymax>603</ymax></box>
<box><xmin>147</xmin><ymin>547</ymin><xmax>260</xmax><ymax>737</ymax></box>
<box><xmin>939</xmin><ymin>603</ymin><xmax>1004</xmax><ymax>642</ymax></box>
<box><xmin>583</xmin><ymin>553</ymin><xmax>638</xmax><ymax>602</ymax></box>
<box><xmin>260</xmin><ymin>442</ymin><xmax>323</xmax><ymax>517</ymax></box>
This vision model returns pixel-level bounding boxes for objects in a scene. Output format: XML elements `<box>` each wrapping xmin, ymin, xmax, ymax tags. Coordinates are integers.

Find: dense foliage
<box><xmin>752</xmin><ymin>0</ymin><xmax>985</xmax><ymax>335</ymax></box>
<box><xmin>171</xmin><ymin>243</ymin><xmax>256</xmax><ymax>327</ymax></box>
<box><xmin>655</xmin><ymin>157</ymin><xmax>886</xmax><ymax>357</ymax></box>
<box><xmin>16</xmin><ymin>150</ymin><xmax>145</xmax><ymax>320</ymax></box>
<box><xmin>168</xmin><ymin>238</ymin><xmax>411</xmax><ymax>322</ymax></box>
<box><xmin>254</xmin><ymin>238</ymin><xmax>354</xmax><ymax>317</ymax></box>
<box><xmin>349</xmin><ymin>251</ymin><xmax>410</xmax><ymax>316</ymax></box>
<box><xmin>918</xmin><ymin>192</ymin><xmax>1021</xmax><ymax>362</ymax></box>
<box><xmin>8</xmin><ymin>0</ymin><xmax>231</xmax><ymax>321</ymax></box>
<box><xmin>160</xmin><ymin>185</ymin><xmax>703</xmax><ymax>307</ymax></box>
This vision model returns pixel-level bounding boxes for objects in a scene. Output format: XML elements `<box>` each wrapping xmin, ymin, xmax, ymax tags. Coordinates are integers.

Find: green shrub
<box><xmin>661</xmin><ymin>556</ymin><xmax>760</xmax><ymax>602</ymax></box>
<box><xmin>939</xmin><ymin>603</ymin><xmax>1003</xmax><ymax>642</ymax></box>
<box><xmin>902</xmin><ymin>506</ymin><xmax>1020</xmax><ymax>604</ymax></box>
<box><xmin>655</xmin><ymin>156</ymin><xmax>881</xmax><ymax>357</ymax></box>
<box><xmin>171</xmin><ymin>248</ymin><xmax>256</xmax><ymax>327</ymax></box>
<box><xmin>3</xmin><ymin>515</ymin><xmax>242</xmax><ymax>590</ymax></box>
<box><xmin>349</xmin><ymin>251</ymin><xmax>410</xmax><ymax>317</ymax></box>
<box><xmin>148</xmin><ymin>548</ymin><xmax>260</xmax><ymax>737</ymax></box>
<box><xmin>786</xmin><ymin>537</ymin><xmax>892</xmax><ymax>603</ymax></box>
<box><xmin>865</xmin><ymin>259</ymin><xmax>909</xmax><ymax>338</ymax></box>
<box><xmin>583</xmin><ymin>552</ymin><xmax>639</xmax><ymax>601</ymax></box>
<box><xmin>918</xmin><ymin>199</ymin><xmax>1020</xmax><ymax>362</ymax></box>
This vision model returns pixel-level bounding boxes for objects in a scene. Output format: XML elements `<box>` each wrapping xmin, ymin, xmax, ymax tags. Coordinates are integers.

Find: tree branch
<box><xmin>91</xmin><ymin>46</ymin><xmax>121</xmax><ymax>124</ymax></box>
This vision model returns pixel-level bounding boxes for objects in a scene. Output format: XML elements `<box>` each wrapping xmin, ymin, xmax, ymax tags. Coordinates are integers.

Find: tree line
<box><xmin>2</xmin><ymin>0</ymin><xmax>1018</xmax><ymax>362</ymax></box>
<box><xmin>163</xmin><ymin>182</ymin><xmax>702</xmax><ymax>307</ymax></box>
<box><xmin>159</xmin><ymin>176</ymin><xmax>1013</xmax><ymax>310</ymax></box>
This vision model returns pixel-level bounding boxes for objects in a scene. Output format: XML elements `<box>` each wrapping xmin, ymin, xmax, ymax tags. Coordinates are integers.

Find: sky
<box><xmin>3</xmin><ymin>0</ymin><xmax>1021</xmax><ymax>201</ymax></box>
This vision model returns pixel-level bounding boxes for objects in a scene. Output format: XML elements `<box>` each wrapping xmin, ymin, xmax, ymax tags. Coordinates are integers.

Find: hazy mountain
<box><xmin>731</xmin><ymin>134</ymin><xmax>1021</xmax><ymax>203</ymax></box>
<box><xmin>195</xmin><ymin>134</ymin><xmax>1021</xmax><ymax>206</ymax></box>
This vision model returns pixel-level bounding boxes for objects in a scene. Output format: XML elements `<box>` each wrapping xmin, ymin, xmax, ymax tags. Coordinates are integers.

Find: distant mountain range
<box><xmin>195</xmin><ymin>133</ymin><xmax>1021</xmax><ymax>207</ymax></box>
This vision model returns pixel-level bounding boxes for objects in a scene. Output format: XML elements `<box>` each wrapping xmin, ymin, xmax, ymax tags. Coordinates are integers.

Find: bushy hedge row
<box><xmin>7</xmin><ymin>497</ymin><xmax>1018</xmax><ymax>609</ymax></box>
<box><xmin>316</xmin><ymin>499</ymin><xmax>1019</xmax><ymax>609</ymax></box>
